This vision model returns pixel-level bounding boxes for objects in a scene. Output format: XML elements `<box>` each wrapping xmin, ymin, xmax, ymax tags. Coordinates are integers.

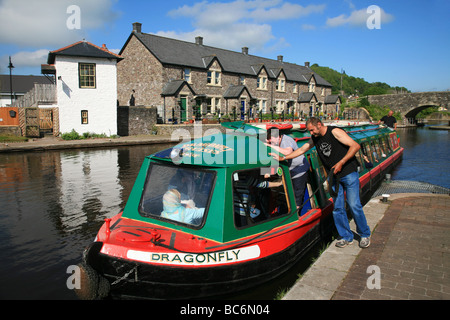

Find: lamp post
<box><xmin>8</xmin><ymin>56</ymin><xmax>15</xmax><ymax>105</ymax></box>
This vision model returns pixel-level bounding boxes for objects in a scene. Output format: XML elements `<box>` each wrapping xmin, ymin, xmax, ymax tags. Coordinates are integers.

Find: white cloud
<box><xmin>326</xmin><ymin>6</ymin><xmax>394</xmax><ymax>28</ymax></box>
<box><xmin>164</xmin><ymin>0</ymin><xmax>325</xmax><ymax>53</ymax></box>
<box><xmin>0</xmin><ymin>0</ymin><xmax>120</xmax><ymax>48</ymax></box>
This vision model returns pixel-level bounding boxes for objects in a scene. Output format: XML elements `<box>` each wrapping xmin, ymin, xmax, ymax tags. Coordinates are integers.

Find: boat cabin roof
<box><xmin>150</xmin><ymin>122</ymin><xmax>392</xmax><ymax>168</ymax></box>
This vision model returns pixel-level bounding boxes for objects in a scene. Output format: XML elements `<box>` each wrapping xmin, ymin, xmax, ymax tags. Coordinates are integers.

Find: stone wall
<box><xmin>368</xmin><ymin>91</ymin><xmax>450</xmax><ymax>118</ymax></box>
<box><xmin>117</xmin><ymin>106</ymin><xmax>157</xmax><ymax>136</ymax></box>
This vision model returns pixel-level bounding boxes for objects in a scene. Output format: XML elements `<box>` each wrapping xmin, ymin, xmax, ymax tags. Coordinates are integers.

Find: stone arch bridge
<box><xmin>367</xmin><ymin>91</ymin><xmax>450</xmax><ymax>123</ymax></box>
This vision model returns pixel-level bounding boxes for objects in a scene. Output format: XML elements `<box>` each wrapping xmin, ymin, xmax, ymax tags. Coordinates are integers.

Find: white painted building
<box><xmin>42</xmin><ymin>41</ymin><xmax>122</xmax><ymax>136</ymax></box>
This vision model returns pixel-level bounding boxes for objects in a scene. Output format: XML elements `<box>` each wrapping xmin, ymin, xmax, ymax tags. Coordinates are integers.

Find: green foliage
<box><xmin>61</xmin><ymin>129</ymin><xmax>82</xmax><ymax>140</ymax></box>
<box><xmin>310</xmin><ymin>64</ymin><xmax>409</xmax><ymax>96</ymax></box>
<box><xmin>60</xmin><ymin>129</ymin><xmax>116</xmax><ymax>140</ymax></box>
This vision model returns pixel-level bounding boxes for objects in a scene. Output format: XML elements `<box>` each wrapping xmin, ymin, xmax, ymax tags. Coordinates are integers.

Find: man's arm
<box><xmin>330</xmin><ymin>128</ymin><xmax>360</xmax><ymax>174</ymax></box>
<box><xmin>270</xmin><ymin>138</ymin><xmax>314</xmax><ymax>161</ymax></box>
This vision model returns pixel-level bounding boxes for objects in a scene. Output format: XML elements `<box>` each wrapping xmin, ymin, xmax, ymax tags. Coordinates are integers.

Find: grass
<box><xmin>0</xmin><ymin>135</ymin><xmax>29</xmax><ymax>143</ymax></box>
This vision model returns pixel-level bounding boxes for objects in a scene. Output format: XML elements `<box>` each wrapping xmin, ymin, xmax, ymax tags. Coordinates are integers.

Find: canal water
<box><xmin>0</xmin><ymin>124</ymin><xmax>448</xmax><ymax>299</ymax></box>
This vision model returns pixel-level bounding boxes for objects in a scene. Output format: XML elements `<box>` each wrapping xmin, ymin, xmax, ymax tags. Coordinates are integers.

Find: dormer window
<box><xmin>207</xmin><ymin>69</ymin><xmax>221</xmax><ymax>86</ymax></box>
<box><xmin>308</xmin><ymin>82</ymin><xmax>315</xmax><ymax>93</ymax></box>
<box><xmin>184</xmin><ymin>68</ymin><xmax>191</xmax><ymax>83</ymax></box>
<box><xmin>276</xmin><ymin>79</ymin><xmax>285</xmax><ymax>92</ymax></box>
<box><xmin>257</xmin><ymin>75</ymin><xmax>267</xmax><ymax>90</ymax></box>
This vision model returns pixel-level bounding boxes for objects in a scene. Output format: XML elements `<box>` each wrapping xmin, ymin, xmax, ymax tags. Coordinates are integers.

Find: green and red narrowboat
<box><xmin>76</xmin><ymin>121</ymin><xmax>403</xmax><ymax>300</ymax></box>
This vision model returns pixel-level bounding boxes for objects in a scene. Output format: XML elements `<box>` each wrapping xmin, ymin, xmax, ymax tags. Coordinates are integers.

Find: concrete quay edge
<box><xmin>282</xmin><ymin>193</ymin><xmax>450</xmax><ymax>300</ymax></box>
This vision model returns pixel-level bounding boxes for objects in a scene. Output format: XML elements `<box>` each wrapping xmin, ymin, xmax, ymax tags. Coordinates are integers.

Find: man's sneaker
<box><xmin>359</xmin><ymin>237</ymin><xmax>371</xmax><ymax>248</ymax></box>
<box><xmin>335</xmin><ymin>239</ymin><xmax>353</xmax><ymax>248</ymax></box>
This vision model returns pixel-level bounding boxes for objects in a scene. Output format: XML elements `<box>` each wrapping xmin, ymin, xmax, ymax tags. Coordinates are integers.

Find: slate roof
<box><xmin>223</xmin><ymin>85</ymin><xmax>254</xmax><ymax>99</ymax></box>
<box><xmin>161</xmin><ymin>80</ymin><xmax>196</xmax><ymax>97</ymax></box>
<box><xmin>0</xmin><ymin>75</ymin><xmax>53</xmax><ymax>93</ymax></box>
<box><xmin>298</xmin><ymin>92</ymin><xmax>318</xmax><ymax>103</ymax></box>
<box><xmin>122</xmin><ymin>32</ymin><xmax>331</xmax><ymax>87</ymax></box>
<box><xmin>325</xmin><ymin>94</ymin><xmax>341</xmax><ymax>104</ymax></box>
<box><xmin>47</xmin><ymin>41</ymin><xmax>123</xmax><ymax>64</ymax></box>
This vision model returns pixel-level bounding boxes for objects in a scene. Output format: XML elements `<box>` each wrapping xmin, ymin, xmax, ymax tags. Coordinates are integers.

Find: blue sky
<box><xmin>0</xmin><ymin>0</ymin><xmax>449</xmax><ymax>92</ymax></box>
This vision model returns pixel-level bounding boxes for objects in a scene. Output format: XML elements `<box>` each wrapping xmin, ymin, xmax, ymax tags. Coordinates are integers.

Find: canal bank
<box><xmin>0</xmin><ymin>134</ymin><xmax>178</xmax><ymax>153</ymax></box>
<box><xmin>283</xmin><ymin>193</ymin><xmax>450</xmax><ymax>300</ymax></box>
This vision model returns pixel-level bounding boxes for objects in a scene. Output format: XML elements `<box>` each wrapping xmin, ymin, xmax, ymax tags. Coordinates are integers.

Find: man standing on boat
<box><xmin>270</xmin><ymin>118</ymin><xmax>371</xmax><ymax>248</ymax></box>
<box><xmin>378</xmin><ymin>110</ymin><xmax>397</xmax><ymax>129</ymax></box>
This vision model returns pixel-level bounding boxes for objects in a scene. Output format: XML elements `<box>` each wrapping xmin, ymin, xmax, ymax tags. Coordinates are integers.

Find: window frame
<box><xmin>78</xmin><ymin>63</ymin><xmax>96</xmax><ymax>89</ymax></box>
<box><xmin>81</xmin><ymin>110</ymin><xmax>88</xmax><ymax>124</ymax></box>
<box><xmin>138</xmin><ymin>162</ymin><xmax>217</xmax><ymax>230</ymax></box>
<box><xmin>232</xmin><ymin>167</ymin><xmax>292</xmax><ymax>229</ymax></box>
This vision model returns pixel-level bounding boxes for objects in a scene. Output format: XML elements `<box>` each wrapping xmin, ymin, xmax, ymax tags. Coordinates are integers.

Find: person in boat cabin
<box><xmin>377</xmin><ymin>110</ymin><xmax>397</xmax><ymax>130</ymax></box>
<box><xmin>270</xmin><ymin>117</ymin><xmax>371</xmax><ymax>249</ymax></box>
<box><xmin>233</xmin><ymin>171</ymin><xmax>283</xmax><ymax>227</ymax></box>
<box><xmin>265</xmin><ymin>129</ymin><xmax>310</xmax><ymax>210</ymax></box>
<box><xmin>161</xmin><ymin>189</ymin><xmax>205</xmax><ymax>226</ymax></box>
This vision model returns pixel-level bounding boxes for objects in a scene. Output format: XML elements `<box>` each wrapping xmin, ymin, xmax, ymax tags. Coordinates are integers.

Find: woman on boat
<box><xmin>161</xmin><ymin>189</ymin><xmax>205</xmax><ymax>226</ymax></box>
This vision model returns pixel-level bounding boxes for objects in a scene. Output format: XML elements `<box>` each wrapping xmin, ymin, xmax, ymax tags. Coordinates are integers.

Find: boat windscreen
<box><xmin>138</xmin><ymin>163</ymin><xmax>216</xmax><ymax>228</ymax></box>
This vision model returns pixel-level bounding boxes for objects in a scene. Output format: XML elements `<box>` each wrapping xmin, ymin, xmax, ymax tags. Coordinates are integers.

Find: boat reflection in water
<box><xmin>76</xmin><ymin>122</ymin><xmax>403</xmax><ymax>300</ymax></box>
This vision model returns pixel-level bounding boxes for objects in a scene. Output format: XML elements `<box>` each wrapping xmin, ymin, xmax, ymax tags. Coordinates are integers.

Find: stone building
<box><xmin>117</xmin><ymin>22</ymin><xmax>333</xmax><ymax>123</ymax></box>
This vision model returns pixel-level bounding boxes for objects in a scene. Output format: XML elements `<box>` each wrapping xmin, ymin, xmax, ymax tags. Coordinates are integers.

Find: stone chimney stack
<box><xmin>305</xmin><ymin>61</ymin><xmax>310</xmax><ymax>68</ymax></box>
<box><xmin>133</xmin><ymin>22</ymin><xmax>142</xmax><ymax>33</ymax></box>
<box><xmin>195</xmin><ymin>36</ymin><xmax>203</xmax><ymax>45</ymax></box>
<box><xmin>242</xmin><ymin>47</ymin><xmax>249</xmax><ymax>55</ymax></box>
<box><xmin>278</xmin><ymin>55</ymin><xmax>283</xmax><ymax>62</ymax></box>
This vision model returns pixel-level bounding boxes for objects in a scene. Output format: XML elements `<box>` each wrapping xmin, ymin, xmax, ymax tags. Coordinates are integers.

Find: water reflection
<box><xmin>0</xmin><ymin>144</ymin><xmax>173</xmax><ymax>299</ymax></box>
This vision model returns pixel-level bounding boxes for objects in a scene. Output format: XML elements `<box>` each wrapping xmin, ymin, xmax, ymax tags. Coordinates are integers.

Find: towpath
<box><xmin>283</xmin><ymin>193</ymin><xmax>450</xmax><ymax>300</ymax></box>
<box><xmin>0</xmin><ymin>134</ymin><xmax>178</xmax><ymax>153</ymax></box>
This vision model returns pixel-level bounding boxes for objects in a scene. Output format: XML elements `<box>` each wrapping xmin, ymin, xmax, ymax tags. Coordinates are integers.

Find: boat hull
<box><xmin>82</xmin><ymin>214</ymin><xmax>334</xmax><ymax>300</ymax></box>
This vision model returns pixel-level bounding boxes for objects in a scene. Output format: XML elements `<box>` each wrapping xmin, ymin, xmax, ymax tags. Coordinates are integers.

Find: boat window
<box><xmin>382</xmin><ymin>136</ymin><xmax>393</xmax><ymax>154</ymax></box>
<box><xmin>355</xmin><ymin>150</ymin><xmax>363</xmax><ymax>172</ymax></box>
<box><xmin>232</xmin><ymin>167</ymin><xmax>290</xmax><ymax>228</ymax></box>
<box><xmin>361</xmin><ymin>142</ymin><xmax>375</xmax><ymax>168</ymax></box>
<box><xmin>378</xmin><ymin>138</ymin><xmax>388</xmax><ymax>158</ymax></box>
<box><xmin>370</xmin><ymin>141</ymin><xmax>380</xmax><ymax>163</ymax></box>
<box><xmin>139</xmin><ymin>164</ymin><xmax>215</xmax><ymax>228</ymax></box>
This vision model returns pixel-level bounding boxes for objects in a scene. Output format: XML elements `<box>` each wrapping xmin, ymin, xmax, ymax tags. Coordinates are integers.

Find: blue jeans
<box><xmin>332</xmin><ymin>171</ymin><xmax>371</xmax><ymax>241</ymax></box>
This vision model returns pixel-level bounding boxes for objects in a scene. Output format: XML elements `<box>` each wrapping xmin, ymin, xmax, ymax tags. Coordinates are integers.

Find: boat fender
<box><xmin>74</xmin><ymin>262</ymin><xmax>110</xmax><ymax>300</ymax></box>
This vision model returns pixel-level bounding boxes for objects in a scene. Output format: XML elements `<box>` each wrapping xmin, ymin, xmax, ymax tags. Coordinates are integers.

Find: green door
<box><xmin>180</xmin><ymin>97</ymin><xmax>187</xmax><ymax>122</ymax></box>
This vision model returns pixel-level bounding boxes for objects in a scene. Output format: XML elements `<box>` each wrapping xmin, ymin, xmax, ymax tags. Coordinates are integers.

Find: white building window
<box><xmin>308</xmin><ymin>82</ymin><xmax>315</xmax><ymax>93</ymax></box>
<box><xmin>79</xmin><ymin>63</ymin><xmax>96</xmax><ymax>89</ymax></box>
<box><xmin>81</xmin><ymin>110</ymin><xmax>88</xmax><ymax>124</ymax></box>
<box><xmin>293</xmin><ymin>83</ymin><xmax>298</xmax><ymax>93</ymax></box>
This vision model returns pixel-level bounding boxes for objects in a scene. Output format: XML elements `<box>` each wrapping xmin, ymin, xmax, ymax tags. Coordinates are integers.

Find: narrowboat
<box><xmin>76</xmin><ymin>121</ymin><xmax>403</xmax><ymax>300</ymax></box>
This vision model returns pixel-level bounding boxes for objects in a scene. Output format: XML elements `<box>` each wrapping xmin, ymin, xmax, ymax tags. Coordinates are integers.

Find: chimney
<box><xmin>133</xmin><ymin>22</ymin><xmax>142</xmax><ymax>33</ymax></box>
<box><xmin>305</xmin><ymin>62</ymin><xmax>310</xmax><ymax>68</ymax></box>
<box><xmin>278</xmin><ymin>55</ymin><xmax>283</xmax><ymax>62</ymax></box>
<box><xmin>242</xmin><ymin>47</ymin><xmax>249</xmax><ymax>55</ymax></box>
<box><xmin>195</xmin><ymin>36</ymin><xmax>203</xmax><ymax>45</ymax></box>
